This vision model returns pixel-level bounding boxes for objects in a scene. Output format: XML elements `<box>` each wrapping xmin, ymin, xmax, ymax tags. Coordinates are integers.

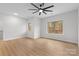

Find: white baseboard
<box><xmin>3</xmin><ymin>35</ymin><xmax>25</xmax><ymax>41</ymax></box>
<box><xmin>40</xmin><ymin>36</ymin><xmax>77</xmax><ymax>44</ymax></box>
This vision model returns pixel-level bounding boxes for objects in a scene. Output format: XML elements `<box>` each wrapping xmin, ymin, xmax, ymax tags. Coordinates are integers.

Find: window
<box><xmin>48</xmin><ymin>20</ymin><xmax>63</xmax><ymax>34</ymax></box>
<box><xmin>28</xmin><ymin>23</ymin><xmax>32</xmax><ymax>32</ymax></box>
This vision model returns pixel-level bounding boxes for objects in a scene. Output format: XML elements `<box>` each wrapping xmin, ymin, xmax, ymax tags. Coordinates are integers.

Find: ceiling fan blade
<box><xmin>43</xmin><ymin>11</ymin><xmax>47</xmax><ymax>15</ymax></box>
<box><xmin>31</xmin><ymin>3</ymin><xmax>39</xmax><ymax>9</ymax></box>
<box><xmin>43</xmin><ymin>5</ymin><xmax>54</xmax><ymax>10</ymax></box>
<box><xmin>39</xmin><ymin>12</ymin><xmax>41</xmax><ymax>15</ymax></box>
<box><xmin>28</xmin><ymin>9</ymin><xmax>37</xmax><ymax>10</ymax></box>
<box><xmin>44</xmin><ymin>10</ymin><xmax>53</xmax><ymax>12</ymax></box>
<box><xmin>33</xmin><ymin>10</ymin><xmax>39</xmax><ymax>14</ymax></box>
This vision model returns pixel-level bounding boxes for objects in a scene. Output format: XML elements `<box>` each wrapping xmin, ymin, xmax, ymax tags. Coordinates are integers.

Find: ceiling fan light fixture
<box><xmin>39</xmin><ymin>10</ymin><xmax>43</xmax><ymax>12</ymax></box>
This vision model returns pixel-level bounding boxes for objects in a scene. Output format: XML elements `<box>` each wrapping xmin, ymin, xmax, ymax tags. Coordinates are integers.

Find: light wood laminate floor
<box><xmin>0</xmin><ymin>38</ymin><xmax>78</xmax><ymax>56</ymax></box>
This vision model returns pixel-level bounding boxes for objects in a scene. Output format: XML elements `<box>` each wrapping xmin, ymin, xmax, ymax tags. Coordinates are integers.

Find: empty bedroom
<box><xmin>0</xmin><ymin>3</ymin><xmax>79</xmax><ymax>56</ymax></box>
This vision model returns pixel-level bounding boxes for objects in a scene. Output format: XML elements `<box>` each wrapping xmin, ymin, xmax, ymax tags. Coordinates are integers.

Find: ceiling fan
<box><xmin>28</xmin><ymin>3</ymin><xmax>54</xmax><ymax>15</ymax></box>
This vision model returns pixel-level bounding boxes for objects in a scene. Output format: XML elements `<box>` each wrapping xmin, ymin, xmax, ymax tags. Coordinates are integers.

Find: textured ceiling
<box><xmin>0</xmin><ymin>3</ymin><xmax>79</xmax><ymax>18</ymax></box>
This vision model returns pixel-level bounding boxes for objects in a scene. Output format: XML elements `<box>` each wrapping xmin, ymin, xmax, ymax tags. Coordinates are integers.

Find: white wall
<box><xmin>0</xmin><ymin>31</ymin><xmax>3</xmax><ymax>40</ymax></box>
<box><xmin>0</xmin><ymin>14</ymin><xmax>41</xmax><ymax>40</ymax></box>
<box><xmin>40</xmin><ymin>10</ymin><xmax>78</xmax><ymax>43</ymax></box>
<box><xmin>78</xmin><ymin>8</ymin><xmax>79</xmax><ymax>46</ymax></box>
<box><xmin>0</xmin><ymin>15</ymin><xmax>27</xmax><ymax>40</ymax></box>
<box><xmin>34</xmin><ymin>18</ymin><xmax>40</xmax><ymax>39</ymax></box>
<box><xmin>0</xmin><ymin>15</ymin><xmax>4</xmax><ymax>40</ymax></box>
